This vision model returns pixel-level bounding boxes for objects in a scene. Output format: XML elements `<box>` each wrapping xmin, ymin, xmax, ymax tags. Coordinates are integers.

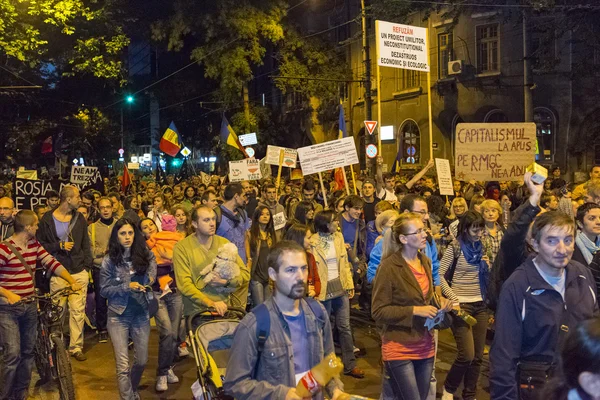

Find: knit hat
<box><xmin>161</xmin><ymin>214</ymin><xmax>177</xmax><ymax>232</ymax></box>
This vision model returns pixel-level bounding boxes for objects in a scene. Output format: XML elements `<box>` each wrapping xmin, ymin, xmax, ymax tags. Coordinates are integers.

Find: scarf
<box><xmin>575</xmin><ymin>230</ymin><xmax>600</xmax><ymax>265</ymax></box>
<box><xmin>317</xmin><ymin>232</ymin><xmax>334</xmax><ymax>252</ymax></box>
<box><xmin>459</xmin><ymin>238</ymin><xmax>490</xmax><ymax>300</ymax></box>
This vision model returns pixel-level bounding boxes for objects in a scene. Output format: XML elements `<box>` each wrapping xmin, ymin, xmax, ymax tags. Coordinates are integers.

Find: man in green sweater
<box><xmin>173</xmin><ymin>205</ymin><xmax>249</xmax><ymax>316</ymax></box>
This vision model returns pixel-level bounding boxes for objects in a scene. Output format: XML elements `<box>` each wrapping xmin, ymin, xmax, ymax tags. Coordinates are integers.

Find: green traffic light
<box><xmin>126</xmin><ymin>95</ymin><xmax>134</xmax><ymax>103</ymax></box>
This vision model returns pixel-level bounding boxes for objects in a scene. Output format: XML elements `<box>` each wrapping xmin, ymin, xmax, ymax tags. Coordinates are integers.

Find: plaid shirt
<box><xmin>482</xmin><ymin>224</ymin><xmax>504</xmax><ymax>264</ymax></box>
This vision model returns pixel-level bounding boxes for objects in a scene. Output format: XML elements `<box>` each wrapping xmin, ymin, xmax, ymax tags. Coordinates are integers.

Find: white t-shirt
<box><xmin>377</xmin><ymin>187</ymin><xmax>396</xmax><ymax>202</ymax></box>
<box><xmin>325</xmin><ymin>242</ymin><xmax>339</xmax><ymax>281</ymax></box>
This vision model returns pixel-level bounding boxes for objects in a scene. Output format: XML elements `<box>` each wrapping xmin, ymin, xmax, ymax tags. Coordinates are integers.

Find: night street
<box><xmin>28</xmin><ymin>315</ymin><xmax>490</xmax><ymax>400</ymax></box>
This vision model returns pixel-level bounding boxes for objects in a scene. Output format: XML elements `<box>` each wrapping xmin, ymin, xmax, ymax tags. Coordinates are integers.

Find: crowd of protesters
<box><xmin>0</xmin><ymin>159</ymin><xmax>600</xmax><ymax>400</ymax></box>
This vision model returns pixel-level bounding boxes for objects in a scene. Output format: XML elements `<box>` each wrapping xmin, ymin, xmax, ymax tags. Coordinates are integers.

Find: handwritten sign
<box><xmin>265</xmin><ymin>145</ymin><xmax>297</xmax><ymax>168</ymax></box>
<box><xmin>228</xmin><ymin>159</ymin><xmax>262</xmax><ymax>182</ymax></box>
<box><xmin>454</xmin><ymin>123</ymin><xmax>536</xmax><ymax>182</ymax></box>
<box><xmin>13</xmin><ymin>178</ymin><xmax>104</xmax><ymax>211</ymax></box>
<box><xmin>70</xmin><ymin>166</ymin><xmax>101</xmax><ymax>185</ymax></box>
<box><xmin>435</xmin><ymin>158</ymin><xmax>454</xmax><ymax>196</ymax></box>
<box><xmin>297</xmin><ymin>137</ymin><xmax>359</xmax><ymax>176</ymax></box>
<box><xmin>273</xmin><ymin>212</ymin><xmax>286</xmax><ymax>231</ymax></box>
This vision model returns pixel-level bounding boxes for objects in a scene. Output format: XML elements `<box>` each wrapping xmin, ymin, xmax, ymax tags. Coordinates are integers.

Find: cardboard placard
<box><xmin>228</xmin><ymin>159</ymin><xmax>262</xmax><ymax>182</ymax></box>
<box><xmin>435</xmin><ymin>158</ymin><xmax>454</xmax><ymax>196</ymax></box>
<box><xmin>454</xmin><ymin>123</ymin><xmax>536</xmax><ymax>181</ymax></box>
<box><xmin>265</xmin><ymin>145</ymin><xmax>297</xmax><ymax>168</ymax></box>
<box><xmin>273</xmin><ymin>211</ymin><xmax>286</xmax><ymax>231</ymax></box>
<box><xmin>70</xmin><ymin>166</ymin><xmax>101</xmax><ymax>185</ymax></box>
<box><xmin>297</xmin><ymin>137</ymin><xmax>359</xmax><ymax>176</ymax></box>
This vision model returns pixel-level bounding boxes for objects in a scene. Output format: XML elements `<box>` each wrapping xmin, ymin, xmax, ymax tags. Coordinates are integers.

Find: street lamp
<box><xmin>121</xmin><ymin>95</ymin><xmax>134</xmax><ymax>150</ymax></box>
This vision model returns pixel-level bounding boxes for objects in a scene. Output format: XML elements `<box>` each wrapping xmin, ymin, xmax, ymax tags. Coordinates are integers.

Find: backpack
<box><xmin>251</xmin><ymin>298</ymin><xmax>325</xmax><ymax>377</ymax></box>
<box><xmin>443</xmin><ymin>240</ymin><xmax>461</xmax><ymax>285</ymax></box>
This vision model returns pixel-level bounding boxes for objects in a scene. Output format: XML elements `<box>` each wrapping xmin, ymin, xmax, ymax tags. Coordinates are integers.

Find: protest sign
<box><xmin>297</xmin><ymin>137</ymin><xmax>359</xmax><ymax>176</ymax></box>
<box><xmin>454</xmin><ymin>123</ymin><xmax>536</xmax><ymax>182</ymax></box>
<box><xmin>273</xmin><ymin>212</ymin><xmax>286</xmax><ymax>231</ymax></box>
<box><xmin>435</xmin><ymin>158</ymin><xmax>454</xmax><ymax>196</ymax></box>
<box><xmin>200</xmin><ymin>171</ymin><xmax>211</xmax><ymax>185</ymax></box>
<box><xmin>13</xmin><ymin>178</ymin><xmax>104</xmax><ymax>210</ymax></box>
<box><xmin>70</xmin><ymin>166</ymin><xmax>101</xmax><ymax>185</ymax></box>
<box><xmin>265</xmin><ymin>145</ymin><xmax>297</xmax><ymax>168</ymax></box>
<box><xmin>228</xmin><ymin>159</ymin><xmax>262</xmax><ymax>182</ymax></box>
<box><xmin>291</xmin><ymin>168</ymin><xmax>303</xmax><ymax>180</ymax></box>
<box><xmin>259</xmin><ymin>158</ymin><xmax>272</xmax><ymax>179</ymax></box>
<box><xmin>376</xmin><ymin>21</ymin><xmax>429</xmax><ymax>72</ymax></box>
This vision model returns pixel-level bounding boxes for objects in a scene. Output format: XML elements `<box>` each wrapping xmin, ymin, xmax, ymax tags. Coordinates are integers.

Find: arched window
<box><xmin>534</xmin><ymin>107</ymin><xmax>556</xmax><ymax>162</ymax></box>
<box><xmin>398</xmin><ymin>120</ymin><xmax>421</xmax><ymax>164</ymax></box>
<box><xmin>484</xmin><ymin>109</ymin><xmax>508</xmax><ymax>123</ymax></box>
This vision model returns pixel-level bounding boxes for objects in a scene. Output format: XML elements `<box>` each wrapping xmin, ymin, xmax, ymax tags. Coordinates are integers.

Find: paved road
<box><xmin>28</xmin><ymin>319</ymin><xmax>491</xmax><ymax>399</ymax></box>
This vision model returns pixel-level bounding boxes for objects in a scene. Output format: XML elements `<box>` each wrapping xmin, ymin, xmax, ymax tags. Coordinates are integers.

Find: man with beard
<box><xmin>224</xmin><ymin>241</ymin><xmax>345</xmax><ymax>400</ymax></box>
<box><xmin>0</xmin><ymin>197</ymin><xmax>15</xmax><ymax>241</ymax></box>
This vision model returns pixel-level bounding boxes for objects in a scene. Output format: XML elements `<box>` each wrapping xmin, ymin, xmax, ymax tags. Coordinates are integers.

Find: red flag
<box><xmin>334</xmin><ymin>168</ymin><xmax>345</xmax><ymax>191</ymax></box>
<box><xmin>121</xmin><ymin>164</ymin><xmax>131</xmax><ymax>192</ymax></box>
<box><xmin>41</xmin><ymin>136</ymin><xmax>53</xmax><ymax>154</ymax></box>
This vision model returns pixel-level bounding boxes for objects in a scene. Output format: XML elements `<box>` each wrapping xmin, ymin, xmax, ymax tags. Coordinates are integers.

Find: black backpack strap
<box><xmin>251</xmin><ymin>303</ymin><xmax>270</xmax><ymax>378</ymax></box>
<box><xmin>444</xmin><ymin>240</ymin><xmax>460</xmax><ymax>285</ymax></box>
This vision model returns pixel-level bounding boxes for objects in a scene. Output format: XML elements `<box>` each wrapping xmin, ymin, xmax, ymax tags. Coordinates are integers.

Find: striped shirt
<box><xmin>0</xmin><ymin>238</ymin><xmax>61</xmax><ymax>299</ymax></box>
<box><xmin>439</xmin><ymin>244</ymin><xmax>483</xmax><ymax>304</ymax></box>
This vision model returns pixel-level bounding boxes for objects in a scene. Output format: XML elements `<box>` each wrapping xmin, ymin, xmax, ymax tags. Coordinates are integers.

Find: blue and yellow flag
<box><xmin>338</xmin><ymin>99</ymin><xmax>347</xmax><ymax>139</ymax></box>
<box><xmin>220</xmin><ymin>115</ymin><xmax>248</xmax><ymax>157</ymax></box>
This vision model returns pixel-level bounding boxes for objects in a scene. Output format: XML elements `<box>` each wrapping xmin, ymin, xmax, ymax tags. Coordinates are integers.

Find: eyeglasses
<box><xmin>403</xmin><ymin>228</ymin><xmax>427</xmax><ymax>236</ymax></box>
<box><xmin>412</xmin><ymin>210</ymin><xmax>428</xmax><ymax>215</ymax></box>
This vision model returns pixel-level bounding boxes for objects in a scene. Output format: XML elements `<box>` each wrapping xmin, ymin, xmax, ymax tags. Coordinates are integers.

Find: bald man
<box><xmin>0</xmin><ymin>197</ymin><xmax>15</xmax><ymax>241</ymax></box>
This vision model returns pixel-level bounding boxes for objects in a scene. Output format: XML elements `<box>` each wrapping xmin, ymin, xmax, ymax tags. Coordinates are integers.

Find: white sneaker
<box><xmin>441</xmin><ymin>389</ymin><xmax>454</xmax><ymax>400</ymax></box>
<box><xmin>167</xmin><ymin>368</ymin><xmax>179</xmax><ymax>384</ymax></box>
<box><xmin>178</xmin><ymin>343</ymin><xmax>190</xmax><ymax>357</ymax></box>
<box><xmin>155</xmin><ymin>375</ymin><xmax>168</xmax><ymax>392</ymax></box>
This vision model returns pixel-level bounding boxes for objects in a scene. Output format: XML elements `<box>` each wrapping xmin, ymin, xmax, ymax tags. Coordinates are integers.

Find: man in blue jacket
<box><xmin>490</xmin><ymin>211</ymin><xmax>599</xmax><ymax>400</ymax></box>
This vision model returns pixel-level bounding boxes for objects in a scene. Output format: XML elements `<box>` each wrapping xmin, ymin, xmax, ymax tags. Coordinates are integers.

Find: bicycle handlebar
<box><xmin>18</xmin><ymin>287</ymin><xmax>81</xmax><ymax>304</ymax></box>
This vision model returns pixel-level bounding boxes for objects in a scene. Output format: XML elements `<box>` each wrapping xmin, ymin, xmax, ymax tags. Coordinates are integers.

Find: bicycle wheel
<box><xmin>51</xmin><ymin>335</ymin><xmax>76</xmax><ymax>400</ymax></box>
<box><xmin>34</xmin><ymin>328</ymin><xmax>52</xmax><ymax>384</ymax></box>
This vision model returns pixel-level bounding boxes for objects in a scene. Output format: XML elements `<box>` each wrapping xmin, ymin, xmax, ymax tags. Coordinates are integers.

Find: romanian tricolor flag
<box><xmin>220</xmin><ymin>115</ymin><xmax>248</xmax><ymax>157</ymax></box>
<box><xmin>159</xmin><ymin>122</ymin><xmax>182</xmax><ymax>156</ymax></box>
<box><xmin>334</xmin><ymin>100</ymin><xmax>347</xmax><ymax>190</ymax></box>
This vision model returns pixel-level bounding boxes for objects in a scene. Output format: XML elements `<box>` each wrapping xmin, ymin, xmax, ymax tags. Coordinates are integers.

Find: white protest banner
<box><xmin>265</xmin><ymin>145</ymin><xmax>297</xmax><ymax>168</ymax></box>
<box><xmin>297</xmin><ymin>137</ymin><xmax>359</xmax><ymax>176</ymax></box>
<box><xmin>200</xmin><ymin>171</ymin><xmax>211</xmax><ymax>185</ymax></box>
<box><xmin>455</xmin><ymin>123</ymin><xmax>536</xmax><ymax>182</ymax></box>
<box><xmin>70</xmin><ymin>166</ymin><xmax>100</xmax><ymax>185</ymax></box>
<box><xmin>229</xmin><ymin>159</ymin><xmax>262</xmax><ymax>182</ymax></box>
<box><xmin>435</xmin><ymin>158</ymin><xmax>454</xmax><ymax>196</ymax></box>
<box><xmin>376</xmin><ymin>21</ymin><xmax>429</xmax><ymax>72</ymax></box>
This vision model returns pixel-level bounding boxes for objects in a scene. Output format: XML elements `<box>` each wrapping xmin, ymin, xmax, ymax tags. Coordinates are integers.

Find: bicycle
<box><xmin>20</xmin><ymin>286</ymin><xmax>79</xmax><ymax>400</ymax></box>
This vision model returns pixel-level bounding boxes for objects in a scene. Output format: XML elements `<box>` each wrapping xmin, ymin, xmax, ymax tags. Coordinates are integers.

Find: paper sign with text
<box><xmin>70</xmin><ymin>166</ymin><xmax>101</xmax><ymax>185</ymax></box>
<box><xmin>273</xmin><ymin>212</ymin><xmax>286</xmax><ymax>231</ymax></box>
<box><xmin>265</xmin><ymin>145</ymin><xmax>297</xmax><ymax>168</ymax></box>
<box><xmin>376</xmin><ymin>21</ymin><xmax>429</xmax><ymax>72</ymax></box>
<box><xmin>13</xmin><ymin>178</ymin><xmax>104</xmax><ymax>211</ymax></box>
<box><xmin>297</xmin><ymin>137</ymin><xmax>359</xmax><ymax>176</ymax></box>
<box><xmin>229</xmin><ymin>159</ymin><xmax>262</xmax><ymax>182</ymax></box>
<box><xmin>454</xmin><ymin>123</ymin><xmax>536</xmax><ymax>182</ymax></box>
<box><xmin>435</xmin><ymin>158</ymin><xmax>454</xmax><ymax>196</ymax></box>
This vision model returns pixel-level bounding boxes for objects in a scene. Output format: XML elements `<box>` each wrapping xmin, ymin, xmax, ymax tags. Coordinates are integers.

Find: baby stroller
<box><xmin>187</xmin><ymin>307</ymin><xmax>246</xmax><ymax>400</ymax></box>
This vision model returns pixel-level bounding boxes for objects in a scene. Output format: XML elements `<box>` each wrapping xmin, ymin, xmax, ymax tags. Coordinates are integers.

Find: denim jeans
<box><xmin>383</xmin><ymin>357</ymin><xmax>435</xmax><ymax>400</ymax></box>
<box><xmin>0</xmin><ymin>302</ymin><xmax>38</xmax><ymax>400</ymax></box>
<box><xmin>154</xmin><ymin>291</ymin><xmax>183</xmax><ymax>376</ymax></box>
<box><xmin>444</xmin><ymin>301</ymin><xmax>489</xmax><ymax>400</ymax></box>
<box><xmin>249</xmin><ymin>280</ymin><xmax>272</xmax><ymax>306</ymax></box>
<box><xmin>92</xmin><ymin>267</ymin><xmax>108</xmax><ymax>333</ymax></box>
<box><xmin>50</xmin><ymin>270</ymin><xmax>89</xmax><ymax>353</ymax></box>
<box><xmin>321</xmin><ymin>295</ymin><xmax>356</xmax><ymax>373</ymax></box>
<box><xmin>107</xmin><ymin>309</ymin><xmax>150</xmax><ymax>400</ymax></box>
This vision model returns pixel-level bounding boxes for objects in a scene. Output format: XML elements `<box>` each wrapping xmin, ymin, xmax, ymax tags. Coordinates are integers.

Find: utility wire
<box><xmin>0</xmin><ymin>65</ymin><xmax>38</xmax><ymax>86</ymax></box>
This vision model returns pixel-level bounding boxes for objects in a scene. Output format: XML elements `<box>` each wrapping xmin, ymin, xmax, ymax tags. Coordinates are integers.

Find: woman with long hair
<box><xmin>284</xmin><ymin>195</ymin><xmax>301</xmax><ymax>221</ymax></box>
<box><xmin>545</xmin><ymin>318</ymin><xmax>600</xmax><ymax>400</ymax></box>
<box><xmin>100</xmin><ymin>218</ymin><xmax>157</xmax><ymax>400</ymax></box>
<box><xmin>171</xmin><ymin>205</ymin><xmax>194</xmax><ymax>237</ymax></box>
<box><xmin>372</xmin><ymin>213</ymin><xmax>452</xmax><ymax>399</ymax></box>
<box><xmin>284</xmin><ymin>200</ymin><xmax>315</xmax><ymax>234</ymax></box>
<box><xmin>245</xmin><ymin>205</ymin><xmax>276</xmax><ymax>306</ymax></box>
<box><xmin>148</xmin><ymin>193</ymin><xmax>171</xmax><ymax>231</ymax></box>
<box><xmin>309</xmin><ymin>210</ymin><xmax>364</xmax><ymax>378</ymax></box>
<box><xmin>181</xmin><ymin>186</ymin><xmax>196</xmax><ymax>212</ymax></box>
<box><xmin>439</xmin><ymin>211</ymin><xmax>490</xmax><ymax>400</ymax></box>
<box><xmin>138</xmin><ymin>217</ymin><xmax>186</xmax><ymax>391</ymax></box>
<box><xmin>284</xmin><ymin>223</ymin><xmax>321</xmax><ymax>298</ymax></box>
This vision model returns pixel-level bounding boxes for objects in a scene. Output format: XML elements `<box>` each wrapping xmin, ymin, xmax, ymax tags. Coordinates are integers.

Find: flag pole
<box><xmin>341</xmin><ymin>168</ymin><xmax>350</xmax><ymax>196</ymax></box>
<box><xmin>317</xmin><ymin>172</ymin><xmax>328</xmax><ymax>210</ymax></box>
<box><xmin>350</xmin><ymin>165</ymin><xmax>358</xmax><ymax>195</ymax></box>
<box><xmin>275</xmin><ymin>149</ymin><xmax>284</xmax><ymax>199</ymax></box>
